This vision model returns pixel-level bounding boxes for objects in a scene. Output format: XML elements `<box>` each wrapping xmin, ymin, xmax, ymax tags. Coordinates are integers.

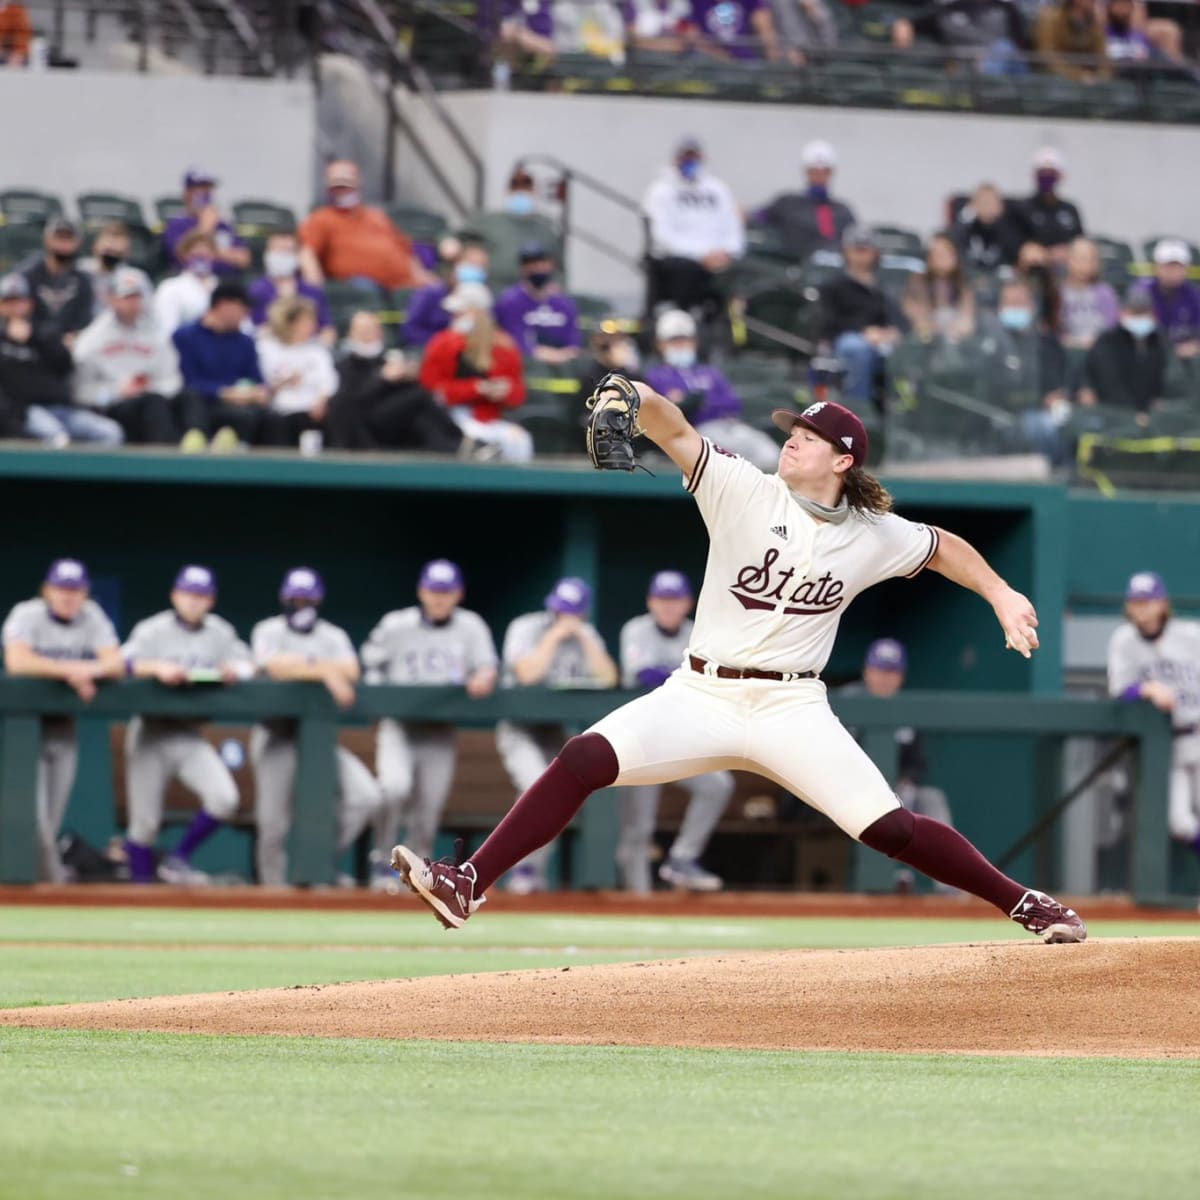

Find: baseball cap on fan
<box><xmin>1153</xmin><ymin>239</ymin><xmax>1192</xmax><ymax>266</ymax></box>
<box><xmin>545</xmin><ymin>577</ymin><xmax>592</xmax><ymax>616</ymax></box>
<box><xmin>173</xmin><ymin>564</ymin><xmax>217</xmax><ymax>596</ymax></box>
<box><xmin>111</xmin><ymin>268</ymin><xmax>144</xmax><ymax>299</ymax></box>
<box><xmin>656</xmin><ymin>309</ymin><xmax>696</xmax><ymax>341</ymax></box>
<box><xmin>649</xmin><ymin>570</ymin><xmax>692</xmax><ymax>599</ymax></box>
<box><xmin>45</xmin><ymin>558</ymin><xmax>90</xmax><ymax>590</ymax></box>
<box><xmin>280</xmin><ymin>566</ymin><xmax>325</xmax><ymax>604</ymax></box>
<box><xmin>183</xmin><ymin>166</ymin><xmax>218</xmax><ymax>189</ymax></box>
<box><xmin>771</xmin><ymin>400</ymin><xmax>869</xmax><ymax>468</ymax></box>
<box><xmin>419</xmin><ymin>559</ymin><xmax>464</xmax><ymax>592</ymax></box>
<box><xmin>865</xmin><ymin>638</ymin><xmax>907</xmax><ymax>672</ymax></box>
<box><xmin>0</xmin><ymin>272</ymin><xmax>30</xmax><ymax>300</ymax></box>
<box><xmin>1031</xmin><ymin>146</ymin><xmax>1065</xmax><ymax>172</ymax></box>
<box><xmin>801</xmin><ymin>140</ymin><xmax>837</xmax><ymax>170</ymax></box>
<box><xmin>1125</xmin><ymin>571</ymin><xmax>1168</xmax><ymax>601</ymax></box>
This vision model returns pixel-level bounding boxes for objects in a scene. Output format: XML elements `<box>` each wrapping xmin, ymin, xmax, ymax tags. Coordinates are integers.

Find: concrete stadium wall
<box><xmin>410</xmin><ymin>91</ymin><xmax>1200</xmax><ymax>306</ymax></box>
<box><xmin>0</xmin><ymin>71</ymin><xmax>316</xmax><ymax>217</ymax></box>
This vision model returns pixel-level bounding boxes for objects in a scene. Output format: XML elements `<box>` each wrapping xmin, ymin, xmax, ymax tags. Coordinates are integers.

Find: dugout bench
<box><xmin>0</xmin><ymin>680</ymin><xmax>1176</xmax><ymax>903</ymax></box>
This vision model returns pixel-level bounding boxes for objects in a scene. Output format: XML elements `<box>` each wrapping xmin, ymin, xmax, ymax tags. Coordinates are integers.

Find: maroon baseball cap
<box><xmin>772</xmin><ymin>401</ymin><xmax>868</xmax><ymax>468</ymax></box>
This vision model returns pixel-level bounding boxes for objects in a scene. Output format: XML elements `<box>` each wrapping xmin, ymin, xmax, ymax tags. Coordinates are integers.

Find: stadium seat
<box><xmin>323</xmin><ymin>279</ymin><xmax>389</xmax><ymax>336</ymax></box>
<box><xmin>1092</xmin><ymin>235</ymin><xmax>1136</xmax><ymax>291</ymax></box>
<box><xmin>77</xmin><ymin>192</ymin><xmax>148</xmax><ymax>231</ymax></box>
<box><xmin>388</xmin><ymin>204</ymin><xmax>449</xmax><ymax>247</ymax></box>
<box><xmin>232</xmin><ymin>200</ymin><xmax>297</xmax><ymax>234</ymax></box>
<box><xmin>570</xmin><ymin>293</ymin><xmax>613</xmax><ymax>335</ymax></box>
<box><xmin>0</xmin><ymin>189</ymin><xmax>63</xmax><ymax>226</ymax></box>
<box><xmin>153</xmin><ymin>196</ymin><xmax>188</xmax><ymax>228</ymax></box>
<box><xmin>872</xmin><ymin>226</ymin><xmax>925</xmax><ymax>258</ymax></box>
<box><xmin>0</xmin><ymin>222</ymin><xmax>45</xmax><ymax>270</ymax></box>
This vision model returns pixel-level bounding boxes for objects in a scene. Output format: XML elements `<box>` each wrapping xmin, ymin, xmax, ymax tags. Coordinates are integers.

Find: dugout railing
<box><xmin>0</xmin><ymin>680</ymin><xmax>1176</xmax><ymax>904</ymax></box>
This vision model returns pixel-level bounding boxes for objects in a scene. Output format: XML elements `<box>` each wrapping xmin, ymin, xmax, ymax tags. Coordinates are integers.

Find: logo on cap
<box><xmin>428</xmin><ymin>563</ymin><xmax>456</xmax><ymax>584</ymax></box>
<box><xmin>803</xmin><ymin>402</ymin><xmax>828</xmax><ymax>418</ymax></box>
<box><xmin>56</xmin><ymin>561</ymin><xmax>84</xmax><ymax>580</ymax></box>
<box><xmin>289</xmin><ymin>569</ymin><xmax>317</xmax><ymax>589</ymax></box>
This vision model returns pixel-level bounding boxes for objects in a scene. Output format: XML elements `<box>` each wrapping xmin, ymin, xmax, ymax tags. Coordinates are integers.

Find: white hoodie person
<box><xmin>642</xmin><ymin>138</ymin><xmax>746</xmax><ymax>265</ymax></box>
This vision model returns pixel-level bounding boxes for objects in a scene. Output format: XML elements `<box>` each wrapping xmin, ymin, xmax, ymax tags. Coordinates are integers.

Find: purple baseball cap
<box><xmin>173</xmin><ymin>564</ymin><xmax>217</xmax><ymax>596</ymax></box>
<box><xmin>183</xmin><ymin>166</ymin><xmax>217</xmax><ymax>189</ymax></box>
<box><xmin>545</xmin><ymin>577</ymin><xmax>592</xmax><ymax>616</ymax></box>
<box><xmin>280</xmin><ymin>566</ymin><xmax>324</xmax><ymax>604</ymax></box>
<box><xmin>1126</xmin><ymin>571</ymin><xmax>1168</xmax><ymax>601</ymax></box>
<box><xmin>648</xmin><ymin>570</ymin><xmax>692</xmax><ymax>600</ymax></box>
<box><xmin>419</xmin><ymin>559</ymin><xmax>464</xmax><ymax>592</ymax></box>
<box><xmin>865</xmin><ymin>638</ymin><xmax>907</xmax><ymax>672</ymax></box>
<box><xmin>45</xmin><ymin>558</ymin><xmax>90</xmax><ymax>589</ymax></box>
<box><xmin>772</xmin><ymin>400</ymin><xmax>869</xmax><ymax>468</ymax></box>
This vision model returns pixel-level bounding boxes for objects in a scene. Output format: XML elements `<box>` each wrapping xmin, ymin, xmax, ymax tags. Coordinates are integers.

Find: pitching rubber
<box><xmin>391</xmin><ymin>845</ymin><xmax>464</xmax><ymax>930</ymax></box>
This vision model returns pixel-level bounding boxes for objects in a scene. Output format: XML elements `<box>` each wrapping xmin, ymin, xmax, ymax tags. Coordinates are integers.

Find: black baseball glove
<box><xmin>585</xmin><ymin>372</ymin><xmax>643</xmax><ymax>472</ymax></box>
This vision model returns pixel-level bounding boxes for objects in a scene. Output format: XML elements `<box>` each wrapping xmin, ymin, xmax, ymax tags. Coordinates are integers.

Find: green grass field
<box><xmin>1</xmin><ymin>905</ymin><xmax>1197</xmax><ymax>1200</ymax></box>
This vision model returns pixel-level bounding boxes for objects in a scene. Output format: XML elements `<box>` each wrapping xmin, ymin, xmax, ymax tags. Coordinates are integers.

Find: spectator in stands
<box><xmin>1060</xmin><ymin>237</ymin><xmax>1119</xmax><ymax>351</ymax></box>
<box><xmin>0</xmin><ymin>273</ymin><xmax>120</xmax><ymax>446</ymax></box>
<box><xmin>495</xmin><ymin>242</ymin><xmax>581</xmax><ymax>363</ymax></box>
<box><xmin>248</xmin><ymin>231</ymin><xmax>334</xmax><ymax>345</ymax></box>
<box><xmin>770</xmin><ymin>0</ymin><xmax>837</xmax><ymax>64</ymax></box>
<box><xmin>497</xmin><ymin>577</ymin><xmax>618</xmax><ymax>893</ymax></box>
<box><xmin>1081</xmin><ymin>288</ymin><xmax>1167</xmax><ymax>424</ymax></box>
<box><xmin>901</xmin><ymin>235</ymin><xmax>976</xmax><ymax>344</ymax></box>
<box><xmin>1036</xmin><ymin>0</ymin><xmax>1111</xmax><ymax>82</ymax></box>
<box><xmin>980</xmin><ymin>277</ymin><xmax>1068</xmax><ymax>461</ymax></box>
<box><xmin>553</xmin><ymin>1</ymin><xmax>627</xmax><ymax>59</ymax></box>
<box><xmin>154</xmin><ymin>230</ymin><xmax>217</xmax><ymax>336</ymax></box>
<box><xmin>299</xmin><ymin>160</ymin><xmax>433</xmax><ymax>293</ymax></box>
<box><xmin>1014</xmin><ymin>240</ymin><xmax>1063</xmax><ymax>336</ymax></box>
<box><xmin>257</xmin><ymin>297</ymin><xmax>339</xmax><ymax>445</ymax></box>
<box><xmin>951</xmin><ymin>183</ymin><xmax>1025</xmax><ymax>274</ymax></box>
<box><xmin>821</xmin><ymin>227</ymin><xmax>903</xmax><ymax>411</ymax></box>
<box><xmin>644</xmin><ymin>309</ymin><xmax>779</xmax><ymax>469</ymax></box>
<box><xmin>172</xmin><ymin>283</ymin><xmax>288</xmax><ymax>450</ymax></box>
<box><xmin>581</xmin><ymin>320</ymin><xmax>641</xmax><ymax>396</ymax></box>
<box><xmin>687</xmin><ymin>0</ymin><xmax>780</xmax><ymax>60</ymax></box>
<box><xmin>402</xmin><ymin>238</ymin><xmax>490</xmax><ymax>349</ymax></box>
<box><xmin>643</xmin><ymin>136</ymin><xmax>744</xmax><ymax>321</ymax></box>
<box><xmin>623</xmin><ymin>0</ymin><xmax>691</xmax><ymax>52</ymax></box>
<box><xmin>1137</xmin><ymin>240</ymin><xmax>1200</xmax><ymax>359</ymax></box>
<box><xmin>495</xmin><ymin>0</ymin><xmax>557</xmax><ymax>59</ymax></box>
<box><xmin>0</xmin><ymin>2</ymin><xmax>32</xmax><ymax>65</ymax></box>
<box><xmin>418</xmin><ymin>282</ymin><xmax>532</xmax><ymax>462</ymax></box>
<box><xmin>20</xmin><ymin>218</ymin><xmax>94</xmax><ymax>345</ymax></box>
<box><xmin>163</xmin><ymin>167</ymin><xmax>250</xmax><ymax>276</ymax></box>
<box><xmin>757</xmin><ymin>140</ymin><xmax>856</xmax><ymax>263</ymax></box>
<box><xmin>1018</xmin><ymin>148</ymin><xmax>1085</xmax><ymax>259</ymax></box>
<box><xmin>328</xmin><ymin>312</ymin><xmax>464</xmax><ymax>454</ymax></box>
<box><xmin>1105</xmin><ymin>0</ymin><xmax>1158</xmax><ymax>65</ymax></box>
<box><xmin>503</xmin><ymin>166</ymin><xmax>540</xmax><ymax>218</ymax></box>
<box><xmin>71</xmin><ymin>268</ymin><xmax>181</xmax><ymax>445</ymax></box>
<box><xmin>891</xmin><ymin>0</ymin><xmax>1029</xmax><ymax>76</ymax></box>
<box><xmin>79</xmin><ymin>222</ymin><xmax>151</xmax><ymax>318</ymax></box>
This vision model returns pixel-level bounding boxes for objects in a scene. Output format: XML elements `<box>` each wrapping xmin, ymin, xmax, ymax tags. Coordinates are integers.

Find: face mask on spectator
<box><xmin>455</xmin><ymin>263</ymin><xmax>487</xmax><ymax>285</ymax></box>
<box><xmin>348</xmin><ymin>339</ymin><xmax>384</xmax><ymax>358</ymax></box>
<box><xmin>285</xmin><ymin>605</ymin><xmax>319</xmax><ymax>633</ymax></box>
<box><xmin>452</xmin><ymin>315</ymin><xmax>476</xmax><ymax>334</ymax></box>
<box><xmin>330</xmin><ymin>189</ymin><xmax>361</xmax><ymax>210</ymax></box>
<box><xmin>187</xmin><ymin>256</ymin><xmax>214</xmax><ymax>277</ymax></box>
<box><xmin>1035</xmin><ymin>170</ymin><xmax>1059</xmax><ymax>194</ymax></box>
<box><xmin>679</xmin><ymin>158</ymin><xmax>701</xmax><ymax>181</ymax></box>
<box><xmin>265</xmin><ymin>250</ymin><xmax>299</xmax><ymax>278</ymax></box>
<box><xmin>505</xmin><ymin>192</ymin><xmax>535</xmax><ymax>216</ymax></box>
<box><xmin>1121</xmin><ymin>315</ymin><xmax>1155</xmax><ymax>338</ymax></box>
<box><xmin>1000</xmin><ymin>307</ymin><xmax>1033</xmax><ymax>331</ymax></box>
<box><xmin>525</xmin><ymin>270</ymin><xmax>552</xmax><ymax>290</ymax></box>
<box><xmin>664</xmin><ymin>345</ymin><xmax>696</xmax><ymax>368</ymax></box>
<box><xmin>808</xmin><ymin>184</ymin><xmax>829</xmax><ymax>202</ymax></box>
<box><xmin>50</xmin><ymin>246</ymin><xmax>78</xmax><ymax>266</ymax></box>
<box><xmin>99</xmin><ymin>252</ymin><xmax>125</xmax><ymax>271</ymax></box>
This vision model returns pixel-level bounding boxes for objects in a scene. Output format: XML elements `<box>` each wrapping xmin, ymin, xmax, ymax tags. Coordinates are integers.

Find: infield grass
<box><xmin>0</xmin><ymin>1030</ymin><xmax>1197</xmax><ymax>1200</ymax></box>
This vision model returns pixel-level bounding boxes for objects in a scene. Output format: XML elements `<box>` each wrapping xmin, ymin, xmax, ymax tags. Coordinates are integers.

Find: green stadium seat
<box><xmin>1093</xmin><ymin>235</ymin><xmax>1136</xmax><ymax>291</ymax></box>
<box><xmin>77</xmin><ymin>192</ymin><xmax>148</xmax><ymax>231</ymax></box>
<box><xmin>1148</xmin><ymin>80</ymin><xmax>1200</xmax><ymax>124</ymax></box>
<box><xmin>0</xmin><ymin>222</ymin><xmax>45</xmax><ymax>271</ymax></box>
<box><xmin>232</xmin><ymin>200</ymin><xmax>297</xmax><ymax>236</ymax></box>
<box><xmin>153</xmin><ymin>196</ymin><xmax>188</xmax><ymax>228</ymax></box>
<box><xmin>323</xmin><ymin>280</ymin><xmax>389</xmax><ymax>336</ymax></box>
<box><xmin>388</xmin><ymin>204</ymin><xmax>449</xmax><ymax>246</ymax></box>
<box><xmin>872</xmin><ymin>226</ymin><xmax>924</xmax><ymax>258</ymax></box>
<box><xmin>570</xmin><ymin>292</ymin><xmax>613</xmax><ymax>335</ymax></box>
<box><xmin>0</xmin><ymin>189</ymin><xmax>63</xmax><ymax>226</ymax></box>
<box><xmin>123</xmin><ymin>223</ymin><xmax>161</xmax><ymax>276</ymax></box>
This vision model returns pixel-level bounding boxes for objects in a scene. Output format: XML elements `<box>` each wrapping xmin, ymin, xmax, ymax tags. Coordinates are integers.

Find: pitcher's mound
<box><xmin>5</xmin><ymin>938</ymin><xmax>1198</xmax><ymax>1057</ymax></box>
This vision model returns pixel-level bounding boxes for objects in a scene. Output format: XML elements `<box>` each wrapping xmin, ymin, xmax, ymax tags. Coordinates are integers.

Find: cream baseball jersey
<box><xmin>683</xmin><ymin>439</ymin><xmax>939</xmax><ymax>674</ymax></box>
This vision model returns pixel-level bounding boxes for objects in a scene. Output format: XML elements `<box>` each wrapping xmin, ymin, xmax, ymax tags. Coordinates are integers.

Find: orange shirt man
<box><xmin>0</xmin><ymin>3</ymin><xmax>33</xmax><ymax>64</ymax></box>
<box><xmin>299</xmin><ymin>161</ymin><xmax>432</xmax><ymax>291</ymax></box>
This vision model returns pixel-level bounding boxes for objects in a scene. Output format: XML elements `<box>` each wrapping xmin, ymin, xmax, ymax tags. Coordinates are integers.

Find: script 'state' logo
<box><xmin>729</xmin><ymin>548</ymin><xmax>846</xmax><ymax>616</ymax></box>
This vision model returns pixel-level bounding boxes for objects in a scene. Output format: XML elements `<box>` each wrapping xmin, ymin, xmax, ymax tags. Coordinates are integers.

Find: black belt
<box><xmin>1173</xmin><ymin>724</ymin><xmax>1198</xmax><ymax>738</ymax></box>
<box><xmin>688</xmin><ymin>654</ymin><xmax>817</xmax><ymax>683</ymax></box>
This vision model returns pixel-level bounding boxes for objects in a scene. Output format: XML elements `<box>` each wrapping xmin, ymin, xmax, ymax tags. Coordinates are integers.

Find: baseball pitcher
<box><xmin>360</xmin><ymin>559</ymin><xmax>498</xmax><ymax>889</ymax></box>
<box><xmin>250</xmin><ymin>567</ymin><xmax>382</xmax><ymax>886</ymax></box>
<box><xmin>122</xmin><ymin>565</ymin><xmax>254</xmax><ymax>884</ymax></box>
<box><xmin>2</xmin><ymin>559</ymin><xmax>123</xmax><ymax>881</ymax></box>
<box><xmin>395</xmin><ymin>375</ymin><xmax>1086</xmax><ymax>944</ymax></box>
<box><xmin>617</xmin><ymin>570</ymin><xmax>732</xmax><ymax>893</ymax></box>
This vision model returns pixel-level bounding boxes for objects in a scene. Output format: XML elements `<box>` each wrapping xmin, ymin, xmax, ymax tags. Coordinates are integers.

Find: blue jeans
<box><xmin>981</xmin><ymin>38</ymin><xmax>1028</xmax><ymax>78</ymax></box>
<box><xmin>833</xmin><ymin>332</ymin><xmax>880</xmax><ymax>408</ymax></box>
<box><xmin>1019</xmin><ymin>409</ymin><xmax>1063</xmax><ymax>466</ymax></box>
<box><xmin>26</xmin><ymin>405</ymin><xmax>123</xmax><ymax>446</ymax></box>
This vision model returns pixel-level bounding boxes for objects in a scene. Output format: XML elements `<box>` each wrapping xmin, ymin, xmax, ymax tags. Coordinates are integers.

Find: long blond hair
<box><xmin>462</xmin><ymin>309</ymin><xmax>498</xmax><ymax>374</ymax></box>
<box><xmin>266</xmin><ymin>295</ymin><xmax>317</xmax><ymax>343</ymax></box>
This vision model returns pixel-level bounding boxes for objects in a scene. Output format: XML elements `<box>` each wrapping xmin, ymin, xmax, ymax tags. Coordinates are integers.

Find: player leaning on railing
<box><xmin>394</xmin><ymin>375</ymin><xmax>1087</xmax><ymax>943</ymax></box>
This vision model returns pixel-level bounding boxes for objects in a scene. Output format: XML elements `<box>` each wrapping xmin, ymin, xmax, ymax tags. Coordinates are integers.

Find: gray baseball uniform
<box><xmin>1108</xmin><ymin>619</ymin><xmax>1200</xmax><ymax>842</ymax></box>
<box><xmin>361</xmin><ymin>606</ymin><xmax>498</xmax><ymax>860</ymax></box>
<box><xmin>1</xmin><ymin>597</ymin><xmax>118</xmax><ymax>882</ymax></box>
<box><xmin>249</xmin><ymin>615</ymin><xmax>382</xmax><ymax>885</ymax></box>
<box><xmin>498</xmin><ymin>610</ymin><xmax>613</xmax><ymax>882</ymax></box>
<box><xmin>122</xmin><ymin>610</ymin><xmax>253</xmax><ymax>846</ymax></box>
<box><xmin>617</xmin><ymin>613</ymin><xmax>733</xmax><ymax>892</ymax></box>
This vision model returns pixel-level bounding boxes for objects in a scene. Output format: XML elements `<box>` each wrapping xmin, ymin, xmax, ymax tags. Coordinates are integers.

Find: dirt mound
<box><xmin>5</xmin><ymin>938</ymin><xmax>1198</xmax><ymax>1057</ymax></box>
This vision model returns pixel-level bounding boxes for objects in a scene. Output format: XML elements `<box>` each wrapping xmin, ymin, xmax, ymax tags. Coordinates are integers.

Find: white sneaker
<box><xmin>658</xmin><ymin>858</ymin><xmax>723</xmax><ymax>892</ymax></box>
<box><xmin>158</xmin><ymin>856</ymin><xmax>210</xmax><ymax>887</ymax></box>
